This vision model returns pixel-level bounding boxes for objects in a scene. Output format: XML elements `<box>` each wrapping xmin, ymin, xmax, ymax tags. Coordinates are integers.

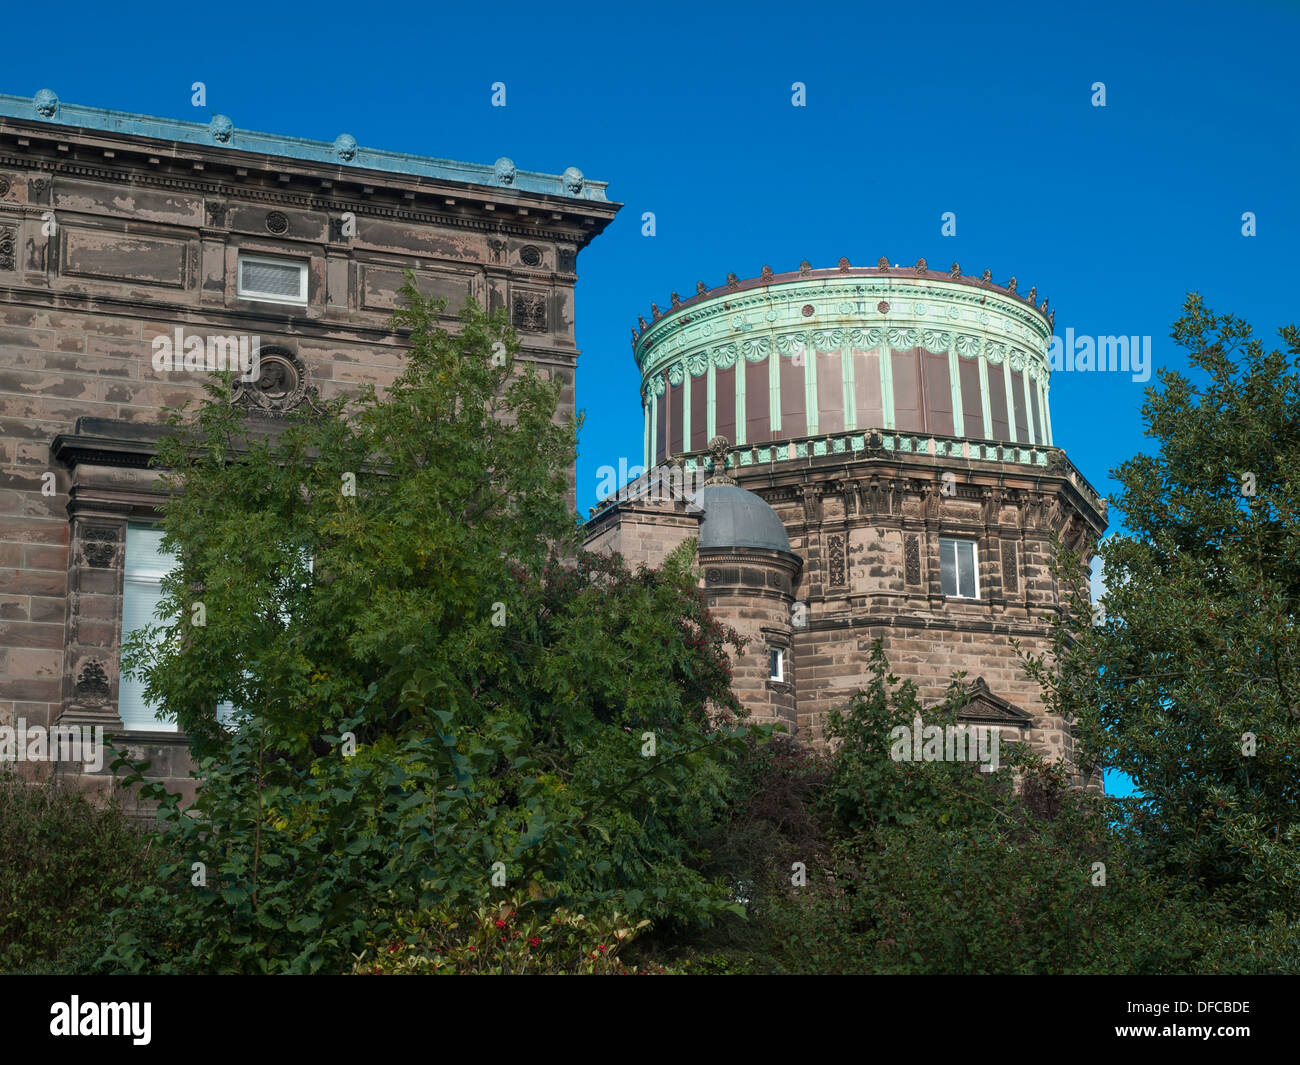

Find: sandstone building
<box><xmin>0</xmin><ymin>89</ymin><xmax>617</xmax><ymax>802</ymax></box>
<box><xmin>583</xmin><ymin>260</ymin><xmax>1108</xmax><ymax>775</ymax></box>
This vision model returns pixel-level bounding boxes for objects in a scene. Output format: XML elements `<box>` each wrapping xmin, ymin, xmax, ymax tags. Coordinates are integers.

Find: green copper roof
<box><xmin>0</xmin><ymin>89</ymin><xmax>610</xmax><ymax>203</ymax></box>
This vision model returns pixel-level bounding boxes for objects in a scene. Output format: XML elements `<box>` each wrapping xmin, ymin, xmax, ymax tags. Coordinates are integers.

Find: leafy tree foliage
<box><xmin>1034</xmin><ymin>296</ymin><xmax>1300</xmax><ymax>924</ymax></box>
<box><xmin>98</xmin><ymin>283</ymin><xmax>759</xmax><ymax>973</ymax></box>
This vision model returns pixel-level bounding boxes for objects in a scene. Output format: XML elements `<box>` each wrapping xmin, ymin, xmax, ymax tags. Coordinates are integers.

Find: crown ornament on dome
<box><xmin>837</xmin><ymin>257</ymin><xmax>851</xmax><ymax>271</ymax></box>
<box><xmin>981</xmin><ymin>269</ymin><xmax>992</xmax><ymax>282</ymax></box>
<box><xmin>761</xmin><ymin>264</ymin><xmax>774</xmax><ymax>280</ymax></box>
<box><xmin>915</xmin><ymin>257</ymin><xmax>927</xmax><ymax>273</ymax></box>
<box><xmin>696</xmin><ymin>281</ymin><xmax>708</xmax><ymax>296</ymax></box>
<box><xmin>877</xmin><ymin>256</ymin><xmax>890</xmax><ymax>271</ymax></box>
<box><xmin>670</xmin><ymin>291</ymin><xmax>681</xmax><ymax>307</ymax></box>
<box><xmin>950</xmin><ymin>262</ymin><xmax>961</xmax><ymax>278</ymax></box>
<box><xmin>1007</xmin><ymin>276</ymin><xmax>1017</xmax><ymax>294</ymax></box>
<box><xmin>1027</xmin><ymin>286</ymin><xmax>1037</xmax><ymax>304</ymax></box>
<box><xmin>651</xmin><ymin>303</ymin><xmax>661</xmax><ymax>320</ymax></box>
<box><xmin>705</xmin><ymin>436</ymin><xmax>737</xmax><ymax>486</ymax></box>
<box><xmin>726</xmin><ymin>272</ymin><xmax>740</xmax><ymax>288</ymax></box>
<box><xmin>799</xmin><ymin>260</ymin><xmax>812</xmax><ymax>276</ymax></box>
<box><xmin>638</xmin><ymin>315</ymin><xmax>648</xmax><ymax>331</ymax></box>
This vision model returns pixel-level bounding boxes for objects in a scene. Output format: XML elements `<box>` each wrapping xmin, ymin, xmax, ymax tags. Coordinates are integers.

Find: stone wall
<box><xmin>0</xmin><ymin>108</ymin><xmax>616</xmax><ymax>810</ymax></box>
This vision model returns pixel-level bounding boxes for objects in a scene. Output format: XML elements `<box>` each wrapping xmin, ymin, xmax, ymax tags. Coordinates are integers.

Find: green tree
<box><xmin>100</xmin><ymin>281</ymin><xmax>759</xmax><ymax>974</ymax></box>
<box><xmin>1038</xmin><ymin>295</ymin><xmax>1300</xmax><ymax>923</ymax></box>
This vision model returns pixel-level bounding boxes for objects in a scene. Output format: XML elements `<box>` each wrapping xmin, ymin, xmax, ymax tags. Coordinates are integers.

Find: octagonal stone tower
<box><xmin>588</xmin><ymin>257</ymin><xmax>1107</xmax><ymax>779</ymax></box>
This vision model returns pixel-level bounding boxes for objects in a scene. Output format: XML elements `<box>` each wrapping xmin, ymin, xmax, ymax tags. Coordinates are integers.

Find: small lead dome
<box><xmin>693</xmin><ymin>483</ymin><xmax>791</xmax><ymax>553</ymax></box>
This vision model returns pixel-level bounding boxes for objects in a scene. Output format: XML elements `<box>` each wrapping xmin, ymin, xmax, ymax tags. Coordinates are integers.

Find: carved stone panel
<box><xmin>904</xmin><ymin>534</ymin><xmax>921</xmax><ymax>586</ymax></box>
<box><xmin>512</xmin><ymin>291</ymin><xmax>547</xmax><ymax>332</ymax></box>
<box><xmin>81</xmin><ymin>526</ymin><xmax>120</xmax><ymax>569</ymax></box>
<box><xmin>827</xmin><ymin>533</ymin><xmax>845</xmax><ymax>587</ymax></box>
<box><xmin>0</xmin><ymin>223</ymin><xmax>14</xmax><ymax>271</ymax></box>
<box><xmin>1002</xmin><ymin>541</ymin><xmax>1018</xmax><ymax>593</ymax></box>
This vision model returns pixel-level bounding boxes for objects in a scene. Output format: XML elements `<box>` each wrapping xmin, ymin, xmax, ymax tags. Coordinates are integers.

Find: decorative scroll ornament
<box><xmin>650</xmin><ymin>373</ymin><xmax>666</xmax><ymax>396</ymax></box>
<box><xmin>711</xmin><ymin>342</ymin><xmax>738</xmax><ymax>369</ymax></box>
<box><xmin>887</xmin><ymin>327</ymin><xmax>919</xmax><ymax>349</ymax></box>
<box><xmin>985</xmin><ymin>341</ymin><xmax>1010</xmax><ymax>365</ymax></box>
<box><xmin>922</xmin><ymin>330</ymin><xmax>952</xmax><ymax>353</ymax></box>
<box><xmin>1010</xmin><ymin>350</ymin><xmax>1026</xmax><ymax>372</ymax></box>
<box><xmin>686</xmin><ymin>352</ymin><xmax>709</xmax><ymax>377</ymax></box>
<box><xmin>775</xmin><ymin>332</ymin><xmax>806</xmax><ymax>357</ymax></box>
<box><xmin>667</xmin><ymin>362</ymin><xmax>685</xmax><ymax>385</ymax></box>
<box><xmin>811</xmin><ymin>329</ymin><xmax>845</xmax><ymax>353</ymax></box>
<box><xmin>742</xmin><ymin>336</ymin><xmax>771</xmax><ymax>362</ymax></box>
<box><xmin>849</xmin><ymin>326</ymin><xmax>884</xmax><ymax>350</ymax></box>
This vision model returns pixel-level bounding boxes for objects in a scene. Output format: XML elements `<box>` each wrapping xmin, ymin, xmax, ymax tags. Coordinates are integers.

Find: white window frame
<box><xmin>237</xmin><ymin>253</ymin><xmax>309</xmax><ymax>306</ymax></box>
<box><xmin>768</xmin><ymin>647</ymin><xmax>785</xmax><ymax>682</ymax></box>
<box><xmin>121</xmin><ymin>523</ymin><xmax>311</xmax><ymax>732</ymax></box>
<box><xmin>939</xmin><ymin>537</ymin><xmax>980</xmax><ymax>600</ymax></box>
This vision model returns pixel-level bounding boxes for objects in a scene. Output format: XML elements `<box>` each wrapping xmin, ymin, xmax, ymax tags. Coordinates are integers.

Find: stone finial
<box><xmin>670</xmin><ymin>291</ymin><xmax>681</xmax><ymax>307</ymax></box>
<box><xmin>877</xmin><ymin>256</ymin><xmax>890</xmax><ymax>270</ymax></box>
<box><xmin>1007</xmin><ymin>276</ymin><xmax>1017</xmax><ymax>294</ymax></box>
<box><xmin>1027</xmin><ymin>285</ymin><xmax>1037</xmax><ymax>304</ymax></box>
<box><xmin>981</xmin><ymin>269</ymin><xmax>992</xmax><ymax>282</ymax></box>
<box><xmin>651</xmin><ymin>302</ymin><xmax>661</xmax><ymax>320</ymax></box>
<box><xmin>1048</xmin><ymin>309</ymin><xmax>1056</xmax><ymax>328</ymax></box>
<box><xmin>638</xmin><ymin>315</ymin><xmax>648</xmax><ymax>331</ymax></box>
<box><xmin>630</xmin><ymin>328</ymin><xmax>639</xmax><ymax>346</ymax></box>
<box><xmin>1040</xmin><ymin>297</ymin><xmax>1049</xmax><ymax>312</ymax></box>
<box><xmin>696</xmin><ymin>280</ymin><xmax>708</xmax><ymax>296</ymax></box>
<box><xmin>915</xmin><ymin>257</ymin><xmax>928</xmax><ymax>273</ymax></box>
<box><xmin>799</xmin><ymin>259</ymin><xmax>812</xmax><ymax>276</ymax></box>
<box><xmin>760</xmin><ymin>264</ymin><xmax>774</xmax><ymax>280</ymax></box>
<box><xmin>837</xmin><ymin>256</ymin><xmax>851</xmax><ymax>271</ymax></box>
<box><xmin>705</xmin><ymin>436</ymin><xmax>736</xmax><ymax>486</ymax></box>
<box><xmin>726</xmin><ymin>272</ymin><xmax>740</xmax><ymax>288</ymax></box>
<box><xmin>950</xmin><ymin>262</ymin><xmax>961</xmax><ymax>278</ymax></box>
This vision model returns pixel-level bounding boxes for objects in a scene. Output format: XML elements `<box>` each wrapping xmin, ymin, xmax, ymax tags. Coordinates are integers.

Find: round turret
<box><xmin>634</xmin><ymin>258</ymin><xmax>1054</xmax><ymax>467</ymax></box>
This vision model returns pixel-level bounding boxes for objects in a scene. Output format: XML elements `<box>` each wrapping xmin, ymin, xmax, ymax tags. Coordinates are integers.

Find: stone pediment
<box><xmin>956</xmin><ymin>678</ymin><xmax>1035</xmax><ymax>725</ymax></box>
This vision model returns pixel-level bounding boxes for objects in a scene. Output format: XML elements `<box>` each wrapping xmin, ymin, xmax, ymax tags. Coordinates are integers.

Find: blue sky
<box><xmin>10</xmin><ymin>0</ymin><xmax>1297</xmax><ymax>796</ymax></box>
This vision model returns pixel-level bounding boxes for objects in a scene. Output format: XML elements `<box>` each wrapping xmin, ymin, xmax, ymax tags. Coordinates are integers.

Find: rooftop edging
<box><xmin>1</xmin><ymin>90</ymin><xmax>611</xmax><ymax>204</ymax></box>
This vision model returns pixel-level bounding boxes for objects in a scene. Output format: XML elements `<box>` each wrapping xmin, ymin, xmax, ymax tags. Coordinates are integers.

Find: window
<box><xmin>119</xmin><ymin>524</ymin><xmax>240</xmax><ymax>732</ymax></box>
<box><xmin>237</xmin><ymin>254</ymin><xmax>308</xmax><ymax>305</ymax></box>
<box><xmin>119</xmin><ymin>525</ymin><xmax>178</xmax><ymax>731</ymax></box>
<box><xmin>768</xmin><ymin>647</ymin><xmax>784</xmax><ymax>682</ymax></box>
<box><xmin>939</xmin><ymin>538</ymin><xmax>979</xmax><ymax>599</ymax></box>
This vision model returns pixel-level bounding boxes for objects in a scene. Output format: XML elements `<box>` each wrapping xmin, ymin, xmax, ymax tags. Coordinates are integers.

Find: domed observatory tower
<box><xmin>587</xmin><ymin>258</ymin><xmax>1107</xmax><ymax>773</ymax></box>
